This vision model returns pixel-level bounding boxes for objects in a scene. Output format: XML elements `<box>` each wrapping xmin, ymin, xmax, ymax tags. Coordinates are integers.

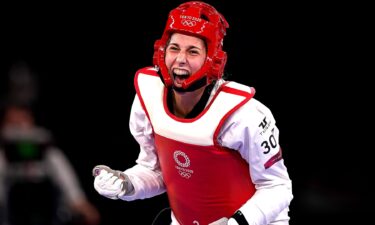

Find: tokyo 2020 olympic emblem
<box><xmin>173</xmin><ymin>150</ymin><xmax>194</xmax><ymax>179</ymax></box>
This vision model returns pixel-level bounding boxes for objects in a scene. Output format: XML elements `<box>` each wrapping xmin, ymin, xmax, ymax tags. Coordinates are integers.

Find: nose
<box><xmin>176</xmin><ymin>51</ymin><xmax>187</xmax><ymax>64</ymax></box>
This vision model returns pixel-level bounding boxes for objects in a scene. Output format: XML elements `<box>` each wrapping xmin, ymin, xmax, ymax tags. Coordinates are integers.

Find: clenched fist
<box><xmin>93</xmin><ymin>165</ymin><xmax>133</xmax><ymax>200</ymax></box>
<box><xmin>209</xmin><ymin>217</ymin><xmax>240</xmax><ymax>225</ymax></box>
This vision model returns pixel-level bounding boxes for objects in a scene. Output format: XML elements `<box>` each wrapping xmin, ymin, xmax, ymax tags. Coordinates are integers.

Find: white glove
<box><xmin>93</xmin><ymin>165</ymin><xmax>131</xmax><ymax>200</ymax></box>
<box><xmin>208</xmin><ymin>217</ymin><xmax>239</xmax><ymax>225</ymax></box>
<box><xmin>228</xmin><ymin>218</ymin><xmax>239</xmax><ymax>225</ymax></box>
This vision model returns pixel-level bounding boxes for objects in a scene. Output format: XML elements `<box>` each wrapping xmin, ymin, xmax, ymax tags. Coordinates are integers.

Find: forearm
<box><xmin>120</xmin><ymin>164</ymin><xmax>166</xmax><ymax>201</ymax></box>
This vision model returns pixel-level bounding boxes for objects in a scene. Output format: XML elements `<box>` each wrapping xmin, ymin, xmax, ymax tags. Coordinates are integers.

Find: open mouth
<box><xmin>173</xmin><ymin>72</ymin><xmax>189</xmax><ymax>79</ymax></box>
<box><xmin>172</xmin><ymin>69</ymin><xmax>189</xmax><ymax>86</ymax></box>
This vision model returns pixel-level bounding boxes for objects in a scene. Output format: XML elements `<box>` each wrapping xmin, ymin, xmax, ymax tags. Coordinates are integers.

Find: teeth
<box><xmin>173</xmin><ymin>68</ymin><xmax>189</xmax><ymax>76</ymax></box>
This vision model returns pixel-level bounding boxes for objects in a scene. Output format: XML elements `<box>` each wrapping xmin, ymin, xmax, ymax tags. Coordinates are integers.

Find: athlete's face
<box><xmin>165</xmin><ymin>33</ymin><xmax>207</xmax><ymax>89</ymax></box>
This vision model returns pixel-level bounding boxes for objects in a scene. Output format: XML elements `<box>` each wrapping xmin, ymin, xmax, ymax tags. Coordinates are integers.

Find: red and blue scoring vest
<box><xmin>134</xmin><ymin>68</ymin><xmax>256</xmax><ymax>225</ymax></box>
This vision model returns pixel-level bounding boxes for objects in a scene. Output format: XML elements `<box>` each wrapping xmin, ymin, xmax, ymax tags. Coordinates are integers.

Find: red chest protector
<box><xmin>134</xmin><ymin>68</ymin><xmax>256</xmax><ymax>225</ymax></box>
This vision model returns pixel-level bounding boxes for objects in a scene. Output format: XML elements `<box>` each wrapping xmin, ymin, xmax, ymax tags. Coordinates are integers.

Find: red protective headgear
<box><xmin>153</xmin><ymin>1</ymin><xmax>229</xmax><ymax>89</ymax></box>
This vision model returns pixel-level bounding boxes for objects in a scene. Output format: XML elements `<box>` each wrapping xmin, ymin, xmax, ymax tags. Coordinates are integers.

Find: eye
<box><xmin>167</xmin><ymin>45</ymin><xmax>179</xmax><ymax>52</ymax></box>
<box><xmin>189</xmin><ymin>49</ymin><xmax>200</xmax><ymax>55</ymax></box>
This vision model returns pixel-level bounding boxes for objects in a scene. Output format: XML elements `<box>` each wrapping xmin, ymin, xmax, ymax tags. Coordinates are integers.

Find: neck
<box><xmin>172</xmin><ymin>86</ymin><xmax>206</xmax><ymax>118</ymax></box>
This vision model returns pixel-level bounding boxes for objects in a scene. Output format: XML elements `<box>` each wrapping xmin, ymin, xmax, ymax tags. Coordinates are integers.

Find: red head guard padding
<box><xmin>153</xmin><ymin>1</ymin><xmax>229</xmax><ymax>89</ymax></box>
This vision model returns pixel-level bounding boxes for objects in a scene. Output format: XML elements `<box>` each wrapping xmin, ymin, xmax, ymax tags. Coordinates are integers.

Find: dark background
<box><xmin>1</xmin><ymin>0</ymin><xmax>368</xmax><ymax>224</ymax></box>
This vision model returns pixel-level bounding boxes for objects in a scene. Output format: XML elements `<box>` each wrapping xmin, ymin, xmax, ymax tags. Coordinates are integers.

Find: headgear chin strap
<box><xmin>153</xmin><ymin>1</ymin><xmax>229</xmax><ymax>90</ymax></box>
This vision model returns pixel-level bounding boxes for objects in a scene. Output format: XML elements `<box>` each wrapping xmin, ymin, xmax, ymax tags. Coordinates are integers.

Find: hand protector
<box><xmin>209</xmin><ymin>217</ymin><xmax>239</xmax><ymax>225</ymax></box>
<box><xmin>93</xmin><ymin>165</ymin><xmax>130</xmax><ymax>200</ymax></box>
<box><xmin>209</xmin><ymin>217</ymin><xmax>228</xmax><ymax>225</ymax></box>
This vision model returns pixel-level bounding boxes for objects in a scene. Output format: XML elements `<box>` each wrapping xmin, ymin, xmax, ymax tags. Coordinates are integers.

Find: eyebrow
<box><xmin>168</xmin><ymin>42</ymin><xmax>204</xmax><ymax>50</ymax></box>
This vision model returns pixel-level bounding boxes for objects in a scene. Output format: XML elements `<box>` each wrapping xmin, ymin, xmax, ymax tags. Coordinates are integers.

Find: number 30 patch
<box><xmin>260</xmin><ymin>128</ymin><xmax>277</xmax><ymax>154</ymax></box>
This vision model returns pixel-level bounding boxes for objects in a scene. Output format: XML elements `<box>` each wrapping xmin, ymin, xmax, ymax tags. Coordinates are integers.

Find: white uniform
<box><xmin>121</xmin><ymin>76</ymin><xmax>293</xmax><ymax>225</ymax></box>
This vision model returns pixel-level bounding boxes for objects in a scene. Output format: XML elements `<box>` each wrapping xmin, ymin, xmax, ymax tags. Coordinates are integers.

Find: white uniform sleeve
<box><xmin>120</xmin><ymin>95</ymin><xmax>166</xmax><ymax>201</ymax></box>
<box><xmin>218</xmin><ymin>98</ymin><xmax>293</xmax><ymax>225</ymax></box>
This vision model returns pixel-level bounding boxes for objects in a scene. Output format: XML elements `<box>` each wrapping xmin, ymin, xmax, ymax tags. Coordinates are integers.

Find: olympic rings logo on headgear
<box><xmin>174</xmin><ymin>150</ymin><xmax>190</xmax><ymax>168</ymax></box>
<box><xmin>178</xmin><ymin>171</ymin><xmax>191</xmax><ymax>178</ymax></box>
<box><xmin>181</xmin><ymin>19</ymin><xmax>197</xmax><ymax>27</ymax></box>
